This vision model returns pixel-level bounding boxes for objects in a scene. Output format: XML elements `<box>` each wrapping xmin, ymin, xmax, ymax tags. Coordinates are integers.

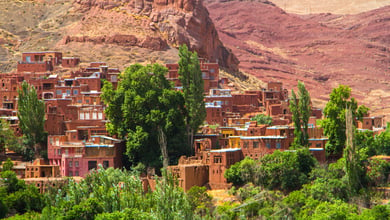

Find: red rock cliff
<box><xmin>67</xmin><ymin>0</ymin><xmax>239</xmax><ymax>71</ymax></box>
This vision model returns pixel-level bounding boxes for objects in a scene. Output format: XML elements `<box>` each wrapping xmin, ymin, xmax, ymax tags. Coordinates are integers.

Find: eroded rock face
<box><xmin>67</xmin><ymin>0</ymin><xmax>239</xmax><ymax>71</ymax></box>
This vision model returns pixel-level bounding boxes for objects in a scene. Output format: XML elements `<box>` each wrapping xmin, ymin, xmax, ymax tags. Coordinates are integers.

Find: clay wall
<box><xmin>208</xmin><ymin>149</ymin><xmax>243</xmax><ymax>189</ymax></box>
<box><xmin>62</xmin><ymin>57</ymin><xmax>80</xmax><ymax>68</ymax></box>
<box><xmin>240</xmin><ymin>137</ymin><xmax>289</xmax><ymax>159</ymax></box>
<box><xmin>17</xmin><ymin>62</ymin><xmax>52</xmax><ymax>73</ymax></box>
<box><xmin>206</xmin><ymin>107</ymin><xmax>223</xmax><ymax>125</ymax></box>
<box><xmin>169</xmin><ymin>165</ymin><xmax>209</xmax><ymax>191</ymax></box>
<box><xmin>309</xmin><ymin>148</ymin><xmax>326</xmax><ymax>164</ymax></box>
<box><xmin>267</xmin><ymin>81</ymin><xmax>283</xmax><ymax>92</ymax></box>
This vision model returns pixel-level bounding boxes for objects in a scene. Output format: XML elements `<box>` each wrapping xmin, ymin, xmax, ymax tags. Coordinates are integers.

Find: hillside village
<box><xmin>0</xmin><ymin>50</ymin><xmax>385</xmax><ymax>193</ymax></box>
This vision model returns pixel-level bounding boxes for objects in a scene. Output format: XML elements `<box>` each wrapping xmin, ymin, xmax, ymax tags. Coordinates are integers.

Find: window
<box><xmin>316</xmin><ymin>143</ymin><xmax>322</xmax><ymax>148</ymax></box>
<box><xmin>75</xmin><ymin>161</ymin><xmax>79</xmax><ymax>167</ymax></box>
<box><xmin>253</xmin><ymin>142</ymin><xmax>259</xmax><ymax>148</ymax></box>
<box><xmin>66</xmin><ymin>90</ymin><xmax>71</xmax><ymax>95</ymax></box>
<box><xmin>57</xmin><ymin>149</ymin><xmax>61</xmax><ymax>155</ymax></box>
<box><xmin>69</xmin><ymin>171</ymin><xmax>73</xmax><ymax>177</ymax></box>
<box><xmin>69</xmin><ymin>161</ymin><xmax>72</xmax><ymax>167</ymax></box>
<box><xmin>75</xmin><ymin>171</ymin><xmax>79</xmax><ymax>176</ymax></box>
<box><xmin>85</xmin><ymin>113</ymin><xmax>90</xmax><ymax>120</ymax></box>
<box><xmin>88</xmin><ymin>161</ymin><xmax>97</xmax><ymax>170</ymax></box>
<box><xmin>92</xmin><ymin>112</ymin><xmax>97</xmax><ymax>119</ymax></box>
<box><xmin>73</xmin><ymin>90</ymin><xmax>78</xmax><ymax>95</ymax></box>
<box><xmin>103</xmin><ymin>161</ymin><xmax>109</xmax><ymax>169</ymax></box>
<box><xmin>56</xmin><ymin>90</ymin><xmax>62</xmax><ymax>95</ymax></box>
<box><xmin>266</xmin><ymin>142</ymin><xmax>271</xmax><ymax>149</ymax></box>
<box><xmin>276</xmin><ymin>142</ymin><xmax>281</xmax><ymax>149</ymax></box>
<box><xmin>213</xmin><ymin>156</ymin><xmax>222</xmax><ymax>163</ymax></box>
<box><xmin>98</xmin><ymin>112</ymin><xmax>103</xmax><ymax>119</ymax></box>
<box><xmin>76</xmin><ymin>148</ymin><xmax>82</xmax><ymax>154</ymax></box>
<box><xmin>80</xmin><ymin>112</ymin><xmax>84</xmax><ymax>120</ymax></box>
<box><xmin>243</xmin><ymin>142</ymin><xmax>249</xmax><ymax>148</ymax></box>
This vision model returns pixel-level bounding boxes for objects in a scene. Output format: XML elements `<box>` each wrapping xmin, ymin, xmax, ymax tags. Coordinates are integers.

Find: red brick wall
<box><xmin>62</xmin><ymin>58</ymin><xmax>80</xmax><ymax>68</ymax></box>
<box><xmin>17</xmin><ymin>62</ymin><xmax>52</xmax><ymax>73</ymax></box>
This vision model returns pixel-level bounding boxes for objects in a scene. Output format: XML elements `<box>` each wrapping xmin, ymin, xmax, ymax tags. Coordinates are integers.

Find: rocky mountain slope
<box><xmin>0</xmin><ymin>0</ymin><xmax>238</xmax><ymax>72</ymax></box>
<box><xmin>205</xmin><ymin>0</ymin><xmax>390</xmax><ymax>115</ymax></box>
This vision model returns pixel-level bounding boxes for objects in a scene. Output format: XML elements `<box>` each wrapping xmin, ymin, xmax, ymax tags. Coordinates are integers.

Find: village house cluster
<box><xmin>0</xmin><ymin>51</ymin><xmax>385</xmax><ymax>192</ymax></box>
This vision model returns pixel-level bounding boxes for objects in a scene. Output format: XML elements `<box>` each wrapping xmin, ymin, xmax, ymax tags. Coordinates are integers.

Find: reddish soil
<box><xmin>205</xmin><ymin>1</ymin><xmax>390</xmax><ymax>115</ymax></box>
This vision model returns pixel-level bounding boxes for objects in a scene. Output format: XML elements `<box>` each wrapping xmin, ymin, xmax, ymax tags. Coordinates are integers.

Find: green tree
<box><xmin>366</xmin><ymin>157</ymin><xmax>390</xmax><ymax>186</ymax></box>
<box><xmin>225</xmin><ymin>157</ymin><xmax>256</xmax><ymax>186</ymax></box>
<box><xmin>289</xmin><ymin>81</ymin><xmax>311</xmax><ymax>147</ymax></box>
<box><xmin>187</xmin><ymin>186</ymin><xmax>213</xmax><ymax>216</ymax></box>
<box><xmin>42</xmin><ymin>167</ymin><xmax>193</xmax><ymax>219</ymax></box>
<box><xmin>178</xmin><ymin>44</ymin><xmax>206</xmax><ymax>152</ymax></box>
<box><xmin>321</xmin><ymin>85</ymin><xmax>368</xmax><ymax>156</ymax></box>
<box><xmin>0</xmin><ymin>119</ymin><xmax>20</xmax><ymax>157</ymax></box>
<box><xmin>2</xmin><ymin>158</ymin><xmax>13</xmax><ymax>171</ymax></box>
<box><xmin>102</xmin><ymin>63</ymin><xmax>187</xmax><ymax>168</ymax></box>
<box><xmin>256</xmin><ymin>149</ymin><xmax>316</xmax><ymax>192</ymax></box>
<box><xmin>0</xmin><ymin>198</ymin><xmax>7</xmax><ymax>219</ymax></box>
<box><xmin>17</xmin><ymin>81</ymin><xmax>46</xmax><ymax>158</ymax></box>
<box><xmin>250</xmin><ymin>114</ymin><xmax>273</xmax><ymax>126</ymax></box>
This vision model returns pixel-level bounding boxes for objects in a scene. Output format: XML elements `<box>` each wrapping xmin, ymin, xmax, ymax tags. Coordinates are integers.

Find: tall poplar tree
<box><xmin>289</xmin><ymin>81</ymin><xmax>311</xmax><ymax>147</ymax></box>
<box><xmin>178</xmin><ymin>44</ymin><xmax>206</xmax><ymax>151</ymax></box>
<box><xmin>321</xmin><ymin>85</ymin><xmax>368</xmax><ymax>156</ymax></box>
<box><xmin>17</xmin><ymin>81</ymin><xmax>46</xmax><ymax>158</ymax></box>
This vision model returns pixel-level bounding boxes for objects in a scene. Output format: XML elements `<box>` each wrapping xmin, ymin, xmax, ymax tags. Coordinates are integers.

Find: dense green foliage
<box><xmin>187</xmin><ymin>186</ymin><xmax>213</xmax><ymax>217</ymax></box>
<box><xmin>289</xmin><ymin>81</ymin><xmax>311</xmax><ymax>147</ymax></box>
<box><xmin>250</xmin><ymin>114</ymin><xmax>273</xmax><ymax>126</ymax></box>
<box><xmin>41</xmin><ymin>168</ymin><xmax>193</xmax><ymax>220</ymax></box>
<box><xmin>178</xmin><ymin>44</ymin><xmax>206</xmax><ymax>152</ymax></box>
<box><xmin>17</xmin><ymin>81</ymin><xmax>47</xmax><ymax>160</ymax></box>
<box><xmin>102</xmin><ymin>63</ymin><xmax>188</xmax><ymax>168</ymax></box>
<box><xmin>0</xmin><ymin>120</ymin><xmax>20</xmax><ymax>155</ymax></box>
<box><xmin>355</xmin><ymin>129</ymin><xmax>390</xmax><ymax>157</ymax></box>
<box><xmin>222</xmin><ymin>153</ymin><xmax>390</xmax><ymax>219</ymax></box>
<box><xmin>321</xmin><ymin>85</ymin><xmax>368</xmax><ymax>156</ymax></box>
<box><xmin>0</xmin><ymin>169</ymin><xmax>45</xmax><ymax>218</ymax></box>
<box><xmin>225</xmin><ymin>149</ymin><xmax>317</xmax><ymax>192</ymax></box>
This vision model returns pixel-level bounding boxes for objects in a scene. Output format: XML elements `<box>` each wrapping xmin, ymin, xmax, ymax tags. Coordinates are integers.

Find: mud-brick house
<box><xmin>357</xmin><ymin>115</ymin><xmax>385</xmax><ymax>131</ymax></box>
<box><xmin>238</xmin><ymin>136</ymin><xmax>289</xmax><ymax>159</ymax></box>
<box><xmin>204</xmin><ymin>148</ymin><xmax>243</xmax><ymax>189</ymax></box>
<box><xmin>25</xmin><ymin>158</ymin><xmax>60</xmax><ymax>178</ymax></box>
<box><xmin>17</xmin><ymin>51</ymin><xmax>62</xmax><ymax>73</ymax></box>
<box><xmin>47</xmin><ymin>134</ymin><xmax>124</xmax><ymax>177</ymax></box>
<box><xmin>166</xmin><ymin>58</ymin><xmax>219</xmax><ymax>92</ymax></box>
<box><xmin>169</xmin><ymin>156</ymin><xmax>209</xmax><ymax>192</ymax></box>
